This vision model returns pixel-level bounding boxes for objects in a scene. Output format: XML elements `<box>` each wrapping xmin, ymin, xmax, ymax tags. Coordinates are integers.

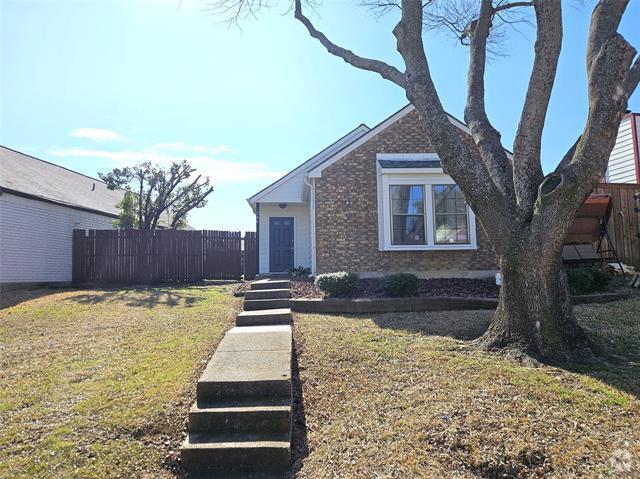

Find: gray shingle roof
<box><xmin>378</xmin><ymin>159</ymin><xmax>441</xmax><ymax>169</ymax></box>
<box><xmin>0</xmin><ymin>146</ymin><xmax>124</xmax><ymax>216</ymax></box>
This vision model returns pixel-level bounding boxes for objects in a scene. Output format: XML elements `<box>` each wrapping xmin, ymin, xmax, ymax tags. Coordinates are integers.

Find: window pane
<box><xmin>432</xmin><ymin>184</ymin><xmax>469</xmax><ymax>244</ymax></box>
<box><xmin>390</xmin><ymin>185</ymin><xmax>424</xmax><ymax>214</ymax></box>
<box><xmin>392</xmin><ymin>215</ymin><xmax>425</xmax><ymax>245</ymax></box>
<box><xmin>434</xmin><ymin>185</ymin><xmax>466</xmax><ymax>214</ymax></box>
<box><xmin>435</xmin><ymin>213</ymin><xmax>469</xmax><ymax>244</ymax></box>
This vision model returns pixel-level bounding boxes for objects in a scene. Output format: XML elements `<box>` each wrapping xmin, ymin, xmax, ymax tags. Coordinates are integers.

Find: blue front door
<box><xmin>269</xmin><ymin>217</ymin><xmax>294</xmax><ymax>273</ymax></box>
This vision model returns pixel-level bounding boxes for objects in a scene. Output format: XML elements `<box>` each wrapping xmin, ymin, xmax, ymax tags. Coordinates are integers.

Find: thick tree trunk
<box><xmin>285</xmin><ymin>0</ymin><xmax>638</xmax><ymax>363</ymax></box>
<box><xmin>476</xmin><ymin>240</ymin><xmax>591</xmax><ymax>363</ymax></box>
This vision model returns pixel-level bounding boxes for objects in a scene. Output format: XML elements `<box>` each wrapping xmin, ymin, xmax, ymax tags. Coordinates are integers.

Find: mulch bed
<box><xmin>291</xmin><ymin>277</ymin><xmax>500</xmax><ymax>299</ymax></box>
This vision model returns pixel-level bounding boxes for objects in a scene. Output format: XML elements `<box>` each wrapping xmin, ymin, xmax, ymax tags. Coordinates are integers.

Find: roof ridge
<box><xmin>247</xmin><ymin>122</ymin><xmax>370</xmax><ymax>205</ymax></box>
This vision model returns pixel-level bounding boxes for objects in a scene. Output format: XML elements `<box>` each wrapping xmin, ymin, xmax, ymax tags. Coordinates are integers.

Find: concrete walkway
<box><xmin>181</xmin><ymin>278</ymin><xmax>293</xmax><ymax>477</ymax></box>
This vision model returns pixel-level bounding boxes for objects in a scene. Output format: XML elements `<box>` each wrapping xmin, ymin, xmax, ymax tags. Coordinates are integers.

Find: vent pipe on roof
<box><xmin>92</xmin><ymin>183</ymin><xmax>95</xmax><ymax>191</ymax></box>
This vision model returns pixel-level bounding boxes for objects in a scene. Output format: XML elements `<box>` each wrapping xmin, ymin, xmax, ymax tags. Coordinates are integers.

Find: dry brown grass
<box><xmin>0</xmin><ymin>286</ymin><xmax>239</xmax><ymax>479</ymax></box>
<box><xmin>2</xmin><ymin>285</ymin><xmax>638</xmax><ymax>478</ymax></box>
<box><xmin>291</xmin><ymin>296</ymin><xmax>640</xmax><ymax>478</ymax></box>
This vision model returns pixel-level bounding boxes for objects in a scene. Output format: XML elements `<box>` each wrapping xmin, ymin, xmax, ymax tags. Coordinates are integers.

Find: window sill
<box><xmin>381</xmin><ymin>244</ymin><xmax>477</xmax><ymax>252</ymax></box>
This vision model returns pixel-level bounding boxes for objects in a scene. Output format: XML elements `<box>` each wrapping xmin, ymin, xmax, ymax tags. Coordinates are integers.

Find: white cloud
<box><xmin>69</xmin><ymin>128</ymin><xmax>130</xmax><ymax>142</ymax></box>
<box><xmin>149</xmin><ymin>142</ymin><xmax>233</xmax><ymax>155</ymax></box>
<box><xmin>48</xmin><ymin>144</ymin><xmax>284</xmax><ymax>184</ymax></box>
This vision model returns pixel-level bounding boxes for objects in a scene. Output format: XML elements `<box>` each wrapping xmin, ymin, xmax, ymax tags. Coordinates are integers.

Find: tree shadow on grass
<box><xmin>560</xmin><ymin>320</ymin><xmax>640</xmax><ymax>400</ymax></box>
<box><xmin>371</xmin><ymin>309</ymin><xmax>492</xmax><ymax>341</ymax></box>
<box><xmin>369</xmin><ymin>306</ymin><xmax>640</xmax><ymax>400</ymax></box>
<box><xmin>288</xmin><ymin>339</ymin><xmax>309</xmax><ymax>478</ymax></box>
<box><xmin>0</xmin><ymin>287</ymin><xmax>63</xmax><ymax>310</ymax></box>
<box><xmin>65</xmin><ymin>286</ymin><xmax>206</xmax><ymax>309</ymax></box>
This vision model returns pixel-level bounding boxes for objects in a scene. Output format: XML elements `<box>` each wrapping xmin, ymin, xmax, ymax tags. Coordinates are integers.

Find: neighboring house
<box><xmin>247</xmin><ymin>104</ymin><xmax>500</xmax><ymax>278</ymax></box>
<box><xmin>605</xmin><ymin>111</ymin><xmax>640</xmax><ymax>184</ymax></box>
<box><xmin>0</xmin><ymin>146</ymin><xmax>124</xmax><ymax>287</ymax></box>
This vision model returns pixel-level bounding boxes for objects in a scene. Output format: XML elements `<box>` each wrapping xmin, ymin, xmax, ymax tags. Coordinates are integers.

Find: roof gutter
<box><xmin>0</xmin><ymin>187</ymin><xmax>119</xmax><ymax>218</ymax></box>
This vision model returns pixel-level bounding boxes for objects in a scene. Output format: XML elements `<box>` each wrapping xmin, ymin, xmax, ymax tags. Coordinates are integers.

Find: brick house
<box><xmin>247</xmin><ymin>104</ymin><xmax>500</xmax><ymax>278</ymax></box>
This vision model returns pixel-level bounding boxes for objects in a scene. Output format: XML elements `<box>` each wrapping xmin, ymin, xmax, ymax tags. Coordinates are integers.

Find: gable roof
<box><xmin>0</xmin><ymin>145</ymin><xmax>124</xmax><ymax>217</ymax></box>
<box><xmin>307</xmin><ymin>104</ymin><xmax>513</xmax><ymax>178</ymax></box>
<box><xmin>248</xmin><ymin>103</ymin><xmax>514</xmax><ymax>208</ymax></box>
<box><xmin>247</xmin><ymin>123</ymin><xmax>370</xmax><ymax>207</ymax></box>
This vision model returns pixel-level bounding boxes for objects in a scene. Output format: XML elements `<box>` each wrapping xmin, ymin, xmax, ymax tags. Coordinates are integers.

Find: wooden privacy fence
<box><xmin>595</xmin><ymin>183</ymin><xmax>640</xmax><ymax>267</ymax></box>
<box><xmin>203</xmin><ymin>230</ymin><xmax>242</xmax><ymax>280</ymax></box>
<box><xmin>73</xmin><ymin>229</ymin><xmax>257</xmax><ymax>284</ymax></box>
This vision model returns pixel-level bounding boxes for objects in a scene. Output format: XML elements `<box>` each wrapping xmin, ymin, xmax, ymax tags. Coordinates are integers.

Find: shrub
<box><xmin>383</xmin><ymin>273</ymin><xmax>419</xmax><ymax>297</ymax></box>
<box><xmin>314</xmin><ymin>272</ymin><xmax>358</xmax><ymax>297</ymax></box>
<box><xmin>566</xmin><ymin>267</ymin><xmax>611</xmax><ymax>295</ymax></box>
<box><xmin>289</xmin><ymin>266</ymin><xmax>311</xmax><ymax>279</ymax></box>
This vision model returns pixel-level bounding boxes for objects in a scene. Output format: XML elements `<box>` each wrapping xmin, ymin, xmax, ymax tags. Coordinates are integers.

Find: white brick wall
<box><xmin>258</xmin><ymin>203</ymin><xmax>311</xmax><ymax>274</ymax></box>
<box><xmin>0</xmin><ymin>193</ymin><xmax>115</xmax><ymax>284</ymax></box>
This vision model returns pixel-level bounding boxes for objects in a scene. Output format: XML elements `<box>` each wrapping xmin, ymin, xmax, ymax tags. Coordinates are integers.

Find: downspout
<box><xmin>304</xmin><ymin>176</ymin><xmax>317</xmax><ymax>276</ymax></box>
<box><xmin>255</xmin><ymin>203</ymin><xmax>260</xmax><ymax>276</ymax></box>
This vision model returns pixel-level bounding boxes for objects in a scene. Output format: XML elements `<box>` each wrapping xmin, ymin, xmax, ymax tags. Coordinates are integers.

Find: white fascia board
<box><xmin>308</xmin><ymin>104</ymin><xmax>416</xmax><ymax>178</ymax></box>
<box><xmin>247</xmin><ymin>124</ymin><xmax>370</xmax><ymax>206</ymax></box>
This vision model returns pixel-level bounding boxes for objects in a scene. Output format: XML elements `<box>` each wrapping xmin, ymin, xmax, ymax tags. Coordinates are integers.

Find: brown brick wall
<box><xmin>314</xmin><ymin>109</ymin><xmax>498</xmax><ymax>276</ymax></box>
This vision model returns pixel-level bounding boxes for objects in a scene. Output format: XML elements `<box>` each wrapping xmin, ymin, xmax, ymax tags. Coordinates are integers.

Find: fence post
<box><xmin>243</xmin><ymin>231</ymin><xmax>257</xmax><ymax>280</ymax></box>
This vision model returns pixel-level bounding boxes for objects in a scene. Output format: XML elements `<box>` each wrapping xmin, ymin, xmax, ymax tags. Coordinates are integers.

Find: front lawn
<box><xmin>2</xmin><ymin>284</ymin><xmax>638</xmax><ymax>478</ymax></box>
<box><xmin>292</xmin><ymin>295</ymin><xmax>640</xmax><ymax>478</ymax></box>
<box><xmin>0</xmin><ymin>286</ymin><xmax>239</xmax><ymax>479</ymax></box>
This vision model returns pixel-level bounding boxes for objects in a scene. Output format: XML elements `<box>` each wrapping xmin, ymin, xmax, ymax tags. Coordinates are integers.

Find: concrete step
<box><xmin>236</xmin><ymin>309</ymin><xmax>292</xmax><ymax>327</ymax></box>
<box><xmin>244</xmin><ymin>298</ymin><xmax>291</xmax><ymax>311</ymax></box>
<box><xmin>188</xmin><ymin>399</ymin><xmax>291</xmax><ymax>434</ymax></box>
<box><xmin>219</xmin><ymin>325</ymin><xmax>292</xmax><ymax>352</ymax></box>
<box><xmin>181</xmin><ymin>432</ymin><xmax>290</xmax><ymax>475</ymax></box>
<box><xmin>197</xmin><ymin>326</ymin><xmax>292</xmax><ymax>405</ymax></box>
<box><xmin>251</xmin><ymin>279</ymin><xmax>291</xmax><ymax>290</ymax></box>
<box><xmin>244</xmin><ymin>288</ymin><xmax>291</xmax><ymax>301</ymax></box>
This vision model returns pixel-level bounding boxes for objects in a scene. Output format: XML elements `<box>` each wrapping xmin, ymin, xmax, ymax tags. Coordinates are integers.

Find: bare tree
<box><xmin>99</xmin><ymin>160</ymin><xmax>214</xmax><ymax>230</ymax></box>
<box><xmin>210</xmin><ymin>0</ymin><xmax>640</xmax><ymax>362</ymax></box>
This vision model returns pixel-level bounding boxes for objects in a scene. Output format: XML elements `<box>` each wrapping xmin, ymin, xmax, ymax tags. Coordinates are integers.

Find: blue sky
<box><xmin>2</xmin><ymin>0</ymin><xmax>639</xmax><ymax>231</ymax></box>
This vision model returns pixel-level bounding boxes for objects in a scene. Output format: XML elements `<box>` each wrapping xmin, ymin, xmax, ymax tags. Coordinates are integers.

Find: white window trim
<box><xmin>377</xmin><ymin>152</ymin><xmax>440</xmax><ymax>161</ymax></box>
<box><xmin>378</xmin><ymin>172</ymin><xmax>477</xmax><ymax>251</ymax></box>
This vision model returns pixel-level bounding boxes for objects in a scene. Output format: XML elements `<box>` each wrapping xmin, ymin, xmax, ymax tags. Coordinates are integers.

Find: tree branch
<box><xmin>293</xmin><ymin>0</ymin><xmax>407</xmax><ymax>88</ymax></box>
<box><xmin>464</xmin><ymin>0</ymin><xmax>515</xmax><ymax>202</ymax></box>
<box><xmin>586</xmin><ymin>0</ymin><xmax>629</xmax><ymax>72</ymax></box>
<box><xmin>553</xmin><ymin>136</ymin><xmax>580</xmax><ymax>174</ymax></box>
<box><xmin>494</xmin><ymin>1</ymin><xmax>533</xmax><ymax>13</ymax></box>
<box><xmin>625</xmin><ymin>55</ymin><xmax>640</xmax><ymax>97</ymax></box>
<box><xmin>149</xmin><ymin>163</ymin><xmax>194</xmax><ymax>228</ymax></box>
<box><xmin>393</xmin><ymin>0</ymin><xmax>512</xmax><ymax>252</ymax></box>
<box><xmin>512</xmin><ymin>0</ymin><xmax>561</xmax><ymax>219</ymax></box>
<box><xmin>170</xmin><ymin>186</ymin><xmax>215</xmax><ymax>228</ymax></box>
<box><xmin>537</xmin><ymin>2</ymin><xmax>636</xmax><ymax>233</ymax></box>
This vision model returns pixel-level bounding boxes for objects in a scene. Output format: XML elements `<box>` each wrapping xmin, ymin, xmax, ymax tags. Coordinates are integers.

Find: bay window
<box><xmin>379</xmin><ymin>172</ymin><xmax>477</xmax><ymax>251</ymax></box>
